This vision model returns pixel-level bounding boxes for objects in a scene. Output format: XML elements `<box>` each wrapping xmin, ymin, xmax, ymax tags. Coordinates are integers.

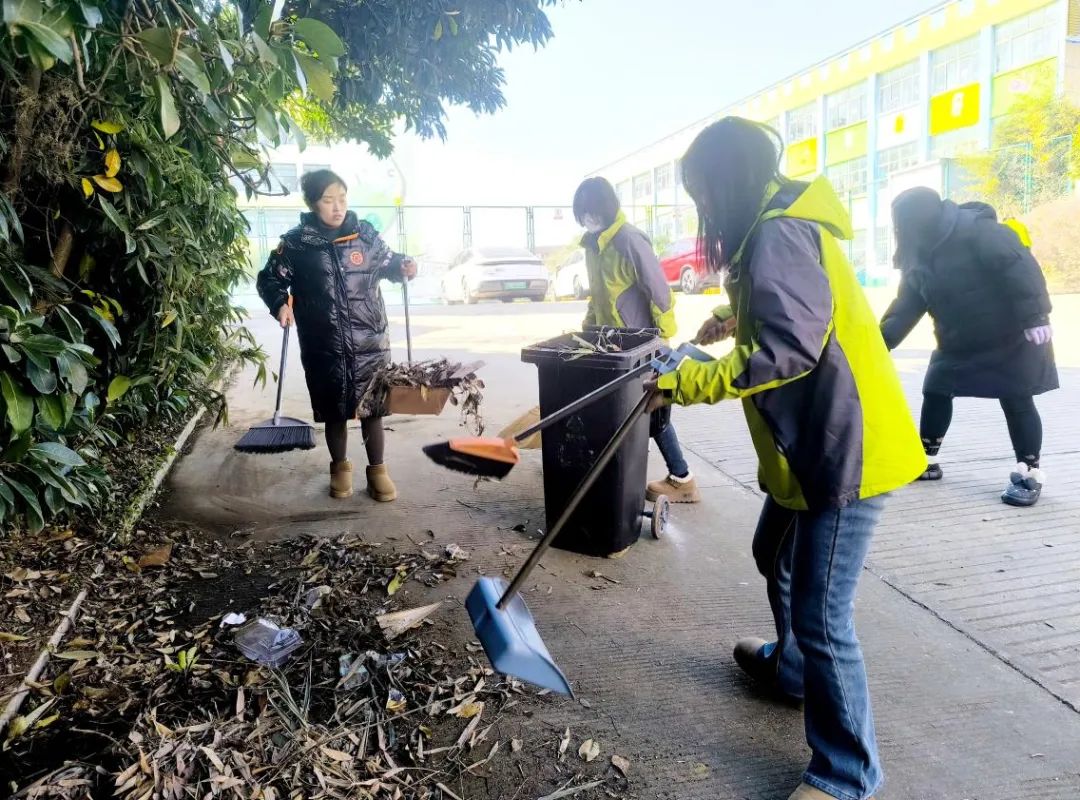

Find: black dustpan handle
<box><xmin>498</xmin><ymin>389</ymin><xmax>652</xmax><ymax>609</ymax></box>
<box><xmin>513</xmin><ymin>361</ymin><xmax>654</xmax><ymax>443</ymax></box>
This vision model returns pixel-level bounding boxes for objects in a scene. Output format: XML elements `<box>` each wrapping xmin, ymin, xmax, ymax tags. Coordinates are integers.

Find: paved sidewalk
<box><xmin>162</xmin><ymin>309</ymin><xmax>1080</xmax><ymax>799</ymax></box>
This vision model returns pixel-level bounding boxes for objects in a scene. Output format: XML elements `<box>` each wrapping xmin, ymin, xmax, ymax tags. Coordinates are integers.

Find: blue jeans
<box><xmin>651</xmin><ymin>413</ymin><xmax>689</xmax><ymax>477</ymax></box>
<box><xmin>751</xmin><ymin>494</ymin><xmax>885</xmax><ymax>800</ymax></box>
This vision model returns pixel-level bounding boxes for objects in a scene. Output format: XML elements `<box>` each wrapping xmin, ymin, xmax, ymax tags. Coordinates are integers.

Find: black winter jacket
<box><xmin>257</xmin><ymin>211</ymin><xmax>405</xmax><ymax>422</ymax></box>
<box><xmin>880</xmin><ymin>201</ymin><xmax>1057</xmax><ymax>398</ymax></box>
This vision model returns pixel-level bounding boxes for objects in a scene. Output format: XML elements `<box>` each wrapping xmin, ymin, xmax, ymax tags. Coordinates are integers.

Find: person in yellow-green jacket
<box><xmin>647</xmin><ymin>118</ymin><xmax>925</xmax><ymax>800</ymax></box>
<box><xmin>572</xmin><ymin>177</ymin><xmax>699</xmax><ymax>503</ymax></box>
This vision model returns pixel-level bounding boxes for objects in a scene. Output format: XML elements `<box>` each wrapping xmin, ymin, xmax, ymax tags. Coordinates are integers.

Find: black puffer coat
<box><xmin>880</xmin><ymin>201</ymin><xmax>1057</xmax><ymax>398</ymax></box>
<box><xmin>257</xmin><ymin>211</ymin><xmax>404</xmax><ymax>422</ymax></box>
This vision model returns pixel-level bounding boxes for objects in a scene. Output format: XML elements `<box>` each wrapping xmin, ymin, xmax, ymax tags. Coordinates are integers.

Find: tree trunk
<box><xmin>50</xmin><ymin>222</ymin><xmax>75</xmax><ymax>279</ymax></box>
<box><xmin>3</xmin><ymin>67</ymin><xmax>43</xmax><ymax>198</ymax></box>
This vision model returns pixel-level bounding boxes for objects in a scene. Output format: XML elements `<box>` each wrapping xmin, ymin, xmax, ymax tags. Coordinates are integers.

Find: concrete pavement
<box><xmin>162</xmin><ymin>299</ymin><xmax>1080</xmax><ymax>799</ymax></box>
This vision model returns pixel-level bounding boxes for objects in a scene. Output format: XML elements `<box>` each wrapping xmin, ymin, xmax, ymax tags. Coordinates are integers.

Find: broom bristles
<box><xmin>422</xmin><ymin>442</ymin><xmax>515</xmax><ymax>479</ymax></box>
<box><xmin>235</xmin><ymin>420</ymin><xmax>317</xmax><ymax>453</ymax></box>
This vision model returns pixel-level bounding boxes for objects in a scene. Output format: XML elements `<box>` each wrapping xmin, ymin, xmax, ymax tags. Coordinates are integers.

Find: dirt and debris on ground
<box><xmin>0</xmin><ymin>520</ymin><xmax>630</xmax><ymax>799</ymax></box>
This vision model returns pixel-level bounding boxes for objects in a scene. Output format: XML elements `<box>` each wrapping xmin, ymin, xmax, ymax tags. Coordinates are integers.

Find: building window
<box><xmin>615</xmin><ymin>181</ymin><xmax>631</xmax><ymax>206</ymax></box>
<box><xmin>931</xmin><ymin>36</ymin><xmax>980</xmax><ymax>93</ymax></box>
<box><xmin>875</xmin><ymin>225</ymin><xmax>895</xmax><ymax>266</ymax></box>
<box><xmin>787</xmin><ymin>102</ymin><xmax>818</xmax><ymax>142</ymax></box>
<box><xmin>877</xmin><ymin>60</ymin><xmax>921</xmax><ymax>114</ymax></box>
<box><xmin>271</xmin><ymin>163</ymin><xmax>299</xmax><ymax>193</ymax></box>
<box><xmin>931</xmin><ymin>128</ymin><xmax>980</xmax><ymax>159</ymax></box>
<box><xmin>994</xmin><ymin>5</ymin><xmax>1059</xmax><ymax>74</ymax></box>
<box><xmin>875</xmin><ymin>142</ymin><xmax>920</xmax><ymax>182</ymax></box>
<box><xmin>849</xmin><ymin>229</ymin><xmax>867</xmax><ymax>271</ymax></box>
<box><xmin>827</xmin><ymin>83</ymin><xmax>868</xmax><ymax>130</ymax></box>
<box><xmin>304</xmin><ymin>163</ymin><xmax>331</xmax><ymax>175</ymax></box>
<box><xmin>826</xmin><ymin>157</ymin><xmax>868</xmax><ymax>197</ymax></box>
<box><xmin>632</xmin><ymin>172</ymin><xmax>653</xmax><ymax>203</ymax></box>
<box><xmin>654</xmin><ymin>163</ymin><xmax>673</xmax><ymax>199</ymax></box>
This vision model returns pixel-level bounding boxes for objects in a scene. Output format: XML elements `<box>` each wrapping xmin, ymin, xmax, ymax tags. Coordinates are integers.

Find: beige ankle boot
<box><xmin>329</xmin><ymin>460</ymin><xmax>353</xmax><ymax>499</ymax></box>
<box><xmin>366</xmin><ymin>464</ymin><xmax>397</xmax><ymax>502</ymax></box>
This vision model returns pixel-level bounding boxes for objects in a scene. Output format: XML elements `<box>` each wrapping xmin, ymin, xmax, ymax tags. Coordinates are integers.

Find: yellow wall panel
<box><xmin>787</xmin><ymin>138</ymin><xmax>819</xmax><ymax>176</ymax></box>
<box><xmin>991</xmin><ymin>58</ymin><xmax>1058</xmax><ymax>116</ymax></box>
<box><xmin>826</xmin><ymin>122</ymin><xmax>869</xmax><ymax>165</ymax></box>
<box><xmin>929</xmin><ymin>83</ymin><xmax>982</xmax><ymax>135</ymax></box>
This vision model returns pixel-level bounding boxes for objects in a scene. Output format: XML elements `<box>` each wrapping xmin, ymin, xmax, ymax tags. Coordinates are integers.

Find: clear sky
<box><xmin>398</xmin><ymin>0</ymin><xmax>940</xmax><ymax>207</ymax></box>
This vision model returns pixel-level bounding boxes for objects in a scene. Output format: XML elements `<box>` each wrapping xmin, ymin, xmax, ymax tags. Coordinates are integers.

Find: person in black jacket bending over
<box><xmin>257</xmin><ymin>169</ymin><xmax>417</xmax><ymax>502</ymax></box>
<box><xmin>880</xmin><ymin>187</ymin><xmax>1057</xmax><ymax>507</ymax></box>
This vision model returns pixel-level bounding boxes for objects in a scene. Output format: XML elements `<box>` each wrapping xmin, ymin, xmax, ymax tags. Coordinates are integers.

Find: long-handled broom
<box><xmin>235</xmin><ymin>298</ymin><xmax>317</xmax><ymax>454</ymax></box>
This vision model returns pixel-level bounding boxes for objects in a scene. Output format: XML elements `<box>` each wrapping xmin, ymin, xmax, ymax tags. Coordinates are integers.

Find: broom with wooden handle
<box><xmin>235</xmin><ymin>296</ymin><xmax>317</xmax><ymax>454</ymax></box>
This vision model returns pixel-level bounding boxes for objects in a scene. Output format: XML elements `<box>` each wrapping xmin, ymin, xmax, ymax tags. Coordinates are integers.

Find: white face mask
<box><xmin>583</xmin><ymin>214</ymin><xmax>605</xmax><ymax>234</ymax></box>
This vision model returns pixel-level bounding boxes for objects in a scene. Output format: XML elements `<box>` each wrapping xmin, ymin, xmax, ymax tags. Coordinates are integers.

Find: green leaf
<box><xmin>31</xmin><ymin>442</ymin><xmax>85</xmax><ymax>467</ymax></box>
<box><xmin>3</xmin><ymin>0</ymin><xmax>43</xmax><ymax>25</ymax></box>
<box><xmin>175</xmin><ymin>48</ymin><xmax>210</xmax><ymax>94</ymax></box>
<box><xmin>36</xmin><ymin>394</ymin><xmax>65</xmax><ymax>430</ymax></box>
<box><xmin>87</xmin><ymin>307</ymin><xmax>120</xmax><ymax>348</ymax></box>
<box><xmin>22</xmin><ymin>334</ymin><xmax>67</xmax><ymax>356</ymax></box>
<box><xmin>26</xmin><ymin>360</ymin><xmax>57</xmax><ymax>394</ymax></box>
<box><xmin>5</xmin><ymin>477</ymin><xmax>43</xmax><ymax>533</ymax></box>
<box><xmin>3</xmin><ymin>344</ymin><xmax>21</xmax><ymax>363</ymax></box>
<box><xmin>0</xmin><ymin>373</ymin><xmax>34</xmax><ymax>434</ymax></box>
<box><xmin>3</xmin><ymin>433</ymin><xmax>32</xmax><ymax>462</ymax></box>
<box><xmin>155</xmin><ymin>75</ymin><xmax>180</xmax><ymax>139</ymax></box>
<box><xmin>0</xmin><ymin>193</ymin><xmax>24</xmax><ymax>243</ymax></box>
<box><xmin>253</xmin><ymin>4</ymin><xmax>271</xmax><ymax>39</ymax></box>
<box><xmin>56</xmin><ymin>353</ymin><xmax>88</xmax><ymax>394</ymax></box>
<box><xmin>161</xmin><ymin>310</ymin><xmax>177</xmax><ymax>328</ymax></box>
<box><xmin>53</xmin><ymin>305</ymin><xmax>84</xmax><ymax>342</ymax></box>
<box><xmin>136</xmin><ymin>215</ymin><xmax>166</xmax><ymax>231</ymax></box>
<box><xmin>107</xmin><ymin>375</ymin><xmax>131</xmax><ymax>402</ymax></box>
<box><xmin>83</xmin><ymin>392</ymin><xmax>100</xmax><ymax>420</ymax></box>
<box><xmin>293</xmin><ymin>17</ymin><xmax>345</xmax><ymax>57</ymax></box>
<box><xmin>135</xmin><ymin>26</ymin><xmax>173</xmax><ymax>64</ymax></box>
<box><xmin>91</xmin><ymin>119</ymin><xmax>122</xmax><ymax>134</ymax></box>
<box><xmin>78</xmin><ymin>2</ymin><xmax>101</xmax><ymax>28</ymax></box>
<box><xmin>448</xmin><ymin>16</ymin><xmax>459</xmax><ymax>36</ymax></box>
<box><xmin>0</xmin><ymin>480</ymin><xmax>14</xmax><ymax>506</ymax></box>
<box><xmin>295</xmin><ymin>53</ymin><xmax>334</xmax><ymax>103</ymax></box>
<box><xmin>217</xmin><ymin>41</ymin><xmax>234</xmax><ymax>74</ymax></box>
<box><xmin>98</xmin><ymin>195</ymin><xmax>129</xmax><ymax>233</ymax></box>
<box><xmin>255</xmin><ymin>105</ymin><xmax>279</xmax><ymax>143</ymax></box>
<box><xmin>251</xmin><ymin>33</ymin><xmax>275</xmax><ymax>65</ymax></box>
<box><xmin>24</xmin><ymin>35</ymin><xmax>56</xmax><ymax>71</ymax></box>
<box><xmin>0</xmin><ymin>266</ymin><xmax>32</xmax><ymax>312</ymax></box>
<box><xmin>433</xmin><ymin>19</ymin><xmax>443</xmax><ymax>41</ymax></box>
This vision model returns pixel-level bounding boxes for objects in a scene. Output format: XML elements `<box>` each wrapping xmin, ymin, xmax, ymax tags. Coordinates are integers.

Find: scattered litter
<box><xmin>511</xmin><ymin>738</ymin><xmax>523</xmax><ymax>752</ymax></box>
<box><xmin>302</xmin><ymin>584</ymin><xmax>331</xmax><ymax>610</ymax></box>
<box><xmin>445</xmin><ymin>544</ymin><xmax>469</xmax><ymax>561</ymax></box>
<box><xmin>611</xmin><ymin>754</ymin><xmax>631</xmax><ymax>776</ymax></box>
<box><xmin>219</xmin><ymin>612</ymin><xmax>247</xmax><ymax>628</ymax></box>
<box><xmin>557</xmin><ymin>727</ymin><xmax>571</xmax><ymax>759</ymax></box>
<box><xmin>136</xmin><ymin>544</ymin><xmax>172</xmax><ymax>569</ymax></box>
<box><xmin>337</xmin><ymin>654</ymin><xmax>371</xmax><ymax>689</ymax></box>
<box><xmin>232</xmin><ymin>619</ymin><xmax>303</xmax><ymax>667</ymax></box>
<box><xmin>586</xmin><ymin>569</ymin><xmax>620</xmax><ymax>585</ymax></box>
<box><xmin>376</xmin><ymin>601</ymin><xmax>443</xmax><ymax>640</ymax></box>
<box><xmin>385</xmin><ymin>688</ymin><xmax>407</xmax><ymax>714</ymax></box>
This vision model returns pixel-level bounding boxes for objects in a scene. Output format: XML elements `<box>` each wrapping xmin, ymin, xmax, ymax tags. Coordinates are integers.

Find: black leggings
<box><xmin>324</xmin><ymin>418</ymin><xmax>385</xmax><ymax>465</ymax></box>
<box><xmin>920</xmin><ymin>393</ymin><xmax>1042</xmax><ymax>467</ymax></box>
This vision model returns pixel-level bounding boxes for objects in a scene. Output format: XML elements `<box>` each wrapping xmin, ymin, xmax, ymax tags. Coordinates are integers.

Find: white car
<box><xmin>552</xmin><ymin>250</ymin><xmax>589</xmax><ymax>300</ymax></box>
<box><xmin>440</xmin><ymin>246</ymin><xmax>549</xmax><ymax>304</ymax></box>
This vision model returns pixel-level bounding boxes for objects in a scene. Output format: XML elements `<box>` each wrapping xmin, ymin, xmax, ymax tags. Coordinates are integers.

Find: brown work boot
<box><xmin>788</xmin><ymin>783</ymin><xmax>874</xmax><ymax>800</ymax></box>
<box><xmin>646</xmin><ymin>473</ymin><xmax>701</xmax><ymax>503</ymax></box>
<box><xmin>366</xmin><ymin>464</ymin><xmax>397</xmax><ymax>503</ymax></box>
<box><xmin>329</xmin><ymin>460</ymin><xmax>353</xmax><ymax>499</ymax></box>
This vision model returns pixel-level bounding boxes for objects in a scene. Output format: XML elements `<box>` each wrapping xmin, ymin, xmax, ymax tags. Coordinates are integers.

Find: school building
<box><xmin>591</xmin><ymin>0</ymin><xmax>1080</xmax><ymax>284</ymax></box>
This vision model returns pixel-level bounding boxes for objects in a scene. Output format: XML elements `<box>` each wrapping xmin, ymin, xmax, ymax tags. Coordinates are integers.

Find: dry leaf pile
<box><xmin>358</xmin><ymin>360</ymin><xmax>485</xmax><ymax>433</ymax></box>
<box><xmin>0</xmin><ymin>526</ymin><xmax>547</xmax><ymax>799</ymax></box>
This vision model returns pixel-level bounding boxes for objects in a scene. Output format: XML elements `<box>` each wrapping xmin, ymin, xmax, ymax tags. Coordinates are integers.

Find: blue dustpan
<box><xmin>466</xmin><ymin>576</ymin><xmax>573</xmax><ymax>696</ymax></box>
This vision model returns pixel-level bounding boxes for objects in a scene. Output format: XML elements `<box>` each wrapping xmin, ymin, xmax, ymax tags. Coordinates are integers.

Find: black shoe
<box><xmin>733</xmin><ymin>637</ymin><xmax>803</xmax><ymax>706</ymax></box>
<box><xmin>919</xmin><ymin>463</ymin><xmax>943</xmax><ymax>481</ymax></box>
<box><xmin>1002</xmin><ymin>464</ymin><xmax>1044</xmax><ymax>507</ymax></box>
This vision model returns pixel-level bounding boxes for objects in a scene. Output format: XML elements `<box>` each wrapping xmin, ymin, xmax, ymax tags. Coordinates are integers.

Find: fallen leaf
<box><xmin>55</xmin><ymin>650</ymin><xmax>101</xmax><ymax>661</ymax></box>
<box><xmin>511</xmin><ymin>738</ymin><xmax>523</xmax><ymax>752</ymax></box>
<box><xmin>5</xmin><ymin>568</ymin><xmax>42</xmax><ymax>582</ymax></box>
<box><xmin>14</xmin><ymin>606</ymin><xmax>30</xmax><ymax>623</ymax></box>
<box><xmin>558</xmin><ymin>727</ymin><xmax>571</xmax><ymax>758</ymax></box>
<box><xmin>453</xmin><ymin>702</ymin><xmax>483</xmax><ymax>719</ymax></box>
<box><xmin>376</xmin><ymin>602</ymin><xmax>442</xmax><ymax>639</ymax></box>
<box><xmin>137</xmin><ymin>544</ymin><xmax>172</xmax><ymax>569</ymax></box>
<box><xmin>386</xmin><ymin>568</ymin><xmax>407</xmax><ymax>596</ymax></box>
<box><xmin>611</xmin><ymin>754</ymin><xmax>631</xmax><ymax>775</ymax></box>
<box><xmin>578</xmin><ymin>738</ymin><xmax>600</xmax><ymax>762</ymax></box>
<box><xmin>322</xmin><ymin>747</ymin><xmax>353</xmax><ymax>763</ymax></box>
<box><xmin>0</xmin><ymin>631</ymin><xmax>28</xmax><ymax>642</ymax></box>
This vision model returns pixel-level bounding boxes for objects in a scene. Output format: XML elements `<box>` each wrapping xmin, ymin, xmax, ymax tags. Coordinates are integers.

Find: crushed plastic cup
<box><xmin>338</xmin><ymin>653</ymin><xmax>370</xmax><ymax>689</ymax></box>
<box><xmin>233</xmin><ymin>618</ymin><xmax>303</xmax><ymax>667</ymax></box>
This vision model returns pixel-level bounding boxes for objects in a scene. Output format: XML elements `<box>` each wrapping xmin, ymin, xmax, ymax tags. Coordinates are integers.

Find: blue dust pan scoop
<box><xmin>466</xmin><ymin>577</ymin><xmax>573</xmax><ymax>697</ymax></box>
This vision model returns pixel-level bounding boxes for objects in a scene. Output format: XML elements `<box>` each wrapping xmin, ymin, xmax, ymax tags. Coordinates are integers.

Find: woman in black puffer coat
<box><xmin>257</xmin><ymin>170</ymin><xmax>416</xmax><ymax>502</ymax></box>
<box><xmin>880</xmin><ymin>187</ymin><xmax>1057</xmax><ymax>507</ymax></box>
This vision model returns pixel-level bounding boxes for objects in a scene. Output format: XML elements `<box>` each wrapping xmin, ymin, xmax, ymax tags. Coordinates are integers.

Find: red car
<box><xmin>659</xmin><ymin>238</ymin><xmax>719</xmax><ymax>294</ymax></box>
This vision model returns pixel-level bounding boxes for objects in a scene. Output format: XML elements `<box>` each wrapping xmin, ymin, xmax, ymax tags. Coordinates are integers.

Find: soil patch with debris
<box><xmin>1</xmin><ymin>519</ymin><xmax>632</xmax><ymax>799</ymax></box>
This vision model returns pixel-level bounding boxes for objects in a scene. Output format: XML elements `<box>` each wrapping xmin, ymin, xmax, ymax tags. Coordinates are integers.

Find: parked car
<box><xmin>659</xmin><ymin>238</ymin><xmax>719</xmax><ymax>294</ymax></box>
<box><xmin>440</xmin><ymin>247</ymin><xmax>549</xmax><ymax>304</ymax></box>
<box><xmin>552</xmin><ymin>250</ymin><xmax>589</xmax><ymax>300</ymax></box>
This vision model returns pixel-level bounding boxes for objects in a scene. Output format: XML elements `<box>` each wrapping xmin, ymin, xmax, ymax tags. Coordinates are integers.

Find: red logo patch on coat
<box><xmin>349</xmin><ymin>250</ymin><xmax>364</xmax><ymax>267</ymax></box>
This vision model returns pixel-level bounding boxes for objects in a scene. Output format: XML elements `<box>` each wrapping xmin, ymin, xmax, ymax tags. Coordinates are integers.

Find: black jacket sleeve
<box><xmin>256</xmin><ymin>242</ymin><xmax>292</xmax><ymax>318</ymax></box>
<box><xmin>358</xmin><ymin>221</ymin><xmax>406</xmax><ymax>283</ymax></box>
<box><xmin>880</xmin><ymin>272</ymin><xmax>928</xmax><ymax>350</ymax></box>
<box><xmin>976</xmin><ymin>221</ymin><xmax>1052</xmax><ymax>329</ymax></box>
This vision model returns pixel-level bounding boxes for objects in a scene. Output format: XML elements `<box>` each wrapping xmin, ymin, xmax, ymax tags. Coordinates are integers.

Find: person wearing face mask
<box><xmin>572</xmin><ymin>176</ymin><xmax>699</xmax><ymax>504</ymax></box>
<box><xmin>646</xmin><ymin>117</ymin><xmax>924</xmax><ymax>800</ymax></box>
<box><xmin>880</xmin><ymin>187</ymin><xmax>1058</xmax><ymax>507</ymax></box>
<box><xmin>257</xmin><ymin>169</ymin><xmax>418</xmax><ymax>502</ymax></box>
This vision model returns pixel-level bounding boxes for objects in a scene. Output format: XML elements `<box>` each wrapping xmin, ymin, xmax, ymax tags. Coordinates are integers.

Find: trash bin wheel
<box><xmin>650</xmin><ymin>495</ymin><xmax>670</xmax><ymax>539</ymax></box>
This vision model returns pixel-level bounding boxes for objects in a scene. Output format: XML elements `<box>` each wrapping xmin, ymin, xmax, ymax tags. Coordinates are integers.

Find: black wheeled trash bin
<box><xmin>521</xmin><ymin>329</ymin><xmax>664</xmax><ymax>557</ymax></box>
